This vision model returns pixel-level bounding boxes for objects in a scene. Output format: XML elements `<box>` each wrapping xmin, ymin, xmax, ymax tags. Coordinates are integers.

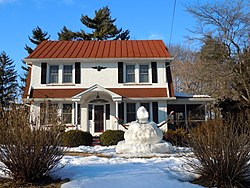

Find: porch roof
<box><xmin>28</xmin><ymin>87</ymin><xmax>169</xmax><ymax>99</ymax></box>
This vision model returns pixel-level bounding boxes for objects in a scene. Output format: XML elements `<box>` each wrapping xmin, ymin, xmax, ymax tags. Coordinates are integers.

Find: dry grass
<box><xmin>0</xmin><ymin>177</ymin><xmax>69</xmax><ymax>188</ymax></box>
<box><xmin>64</xmin><ymin>151</ymin><xmax>113</xmax><ymax>158</ymax></box>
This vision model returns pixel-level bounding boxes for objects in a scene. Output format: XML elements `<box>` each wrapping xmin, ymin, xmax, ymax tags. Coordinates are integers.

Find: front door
<box><xmin>94</xmin><ymin>105</ymin><xmax>104</xmax><ymax>132</ymax></box>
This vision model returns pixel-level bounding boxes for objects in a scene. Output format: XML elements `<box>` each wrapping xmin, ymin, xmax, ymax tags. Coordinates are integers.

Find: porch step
<box><xmin>92</xmin><ymin>137</ymin><xmax>101</xmax><ymax>146</ymax></box>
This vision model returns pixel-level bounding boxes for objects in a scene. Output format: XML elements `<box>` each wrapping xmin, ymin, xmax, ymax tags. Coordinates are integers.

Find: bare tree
<box><xmin>169</xmin><ymin>44</ymin><xmax>226</xmax><ymax>98</ymax></box>
<box><xmin>185</xmin><ymin>0</ymin><xmax>250</xmax><ymax>106</ymax></box>
<box><xmin>169</xmin><ymin>44</ymin><xmax>199</xmax><ymax>93</ymax></box>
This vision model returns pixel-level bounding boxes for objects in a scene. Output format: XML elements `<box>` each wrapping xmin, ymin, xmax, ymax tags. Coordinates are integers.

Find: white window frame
<box><xmin>49</xmin><ymin>65</ymin><xmax>59</xmax><ymax>83</ymax></box>
<box><xmin>63</xmin><ymin>65</ymin><xmax>73</xmax><ymax>83</ymax></box>
<box><xmin>139</xmin><ymin>64</ymin><xmax>149</xmax><ymax>83</ymax></box>
<box><xmin>125</xmin><ymin>64</ymin><xmax>136</xmax><ymax>83</ymax></box>
<box><xmin>62</xmin><ymin>103</ymin><xmax>73</xmax><ymax>124</ymax></box>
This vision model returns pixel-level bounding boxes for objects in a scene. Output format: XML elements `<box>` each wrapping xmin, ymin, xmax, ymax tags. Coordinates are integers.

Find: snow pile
<box><xmin>116</xmin><ymin>106</ymin><xmax>173</xmax><ymax>155</ymax></box>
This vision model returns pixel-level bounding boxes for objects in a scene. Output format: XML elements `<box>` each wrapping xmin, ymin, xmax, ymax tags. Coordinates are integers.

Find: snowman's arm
<box><xmin>157</xmin><ymin>111</ymin><xmax>174</xmax><ymax>128</ymax></box>
<box><xmin>157</xmin><ymin>120</ymin><xmax>168</xmax><ymax>128</ymax></box>
<box><xmin>114</xmin><ymin>117</ymin><xmax>129</xmax><ymax>130</ymax></box>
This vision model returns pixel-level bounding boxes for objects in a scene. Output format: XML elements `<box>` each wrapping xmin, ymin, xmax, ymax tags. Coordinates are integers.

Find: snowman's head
<box><xmin>137</xmin><ymin>106</ymin><xmax>149</xmax><ymax>123</ymax></box>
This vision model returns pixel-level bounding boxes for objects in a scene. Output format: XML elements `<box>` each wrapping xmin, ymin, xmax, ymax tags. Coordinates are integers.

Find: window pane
<box><xmin>126</xmin><ymin>103</ymin><xmax>136</xmax><ymax>122</ymax></box>
<box><xmin>126</xmin><ymin>65</ymin><xmax>135</xmax><ymax>83</ymax></box>
<box><xmin>139</xmin><ymin>65</ymin><xmax>149</xmax><ymax>83</ymax></box>
<box><xmin>49</xmin><ymin>65</ymin><xmax>59</xmax><ymax>83</ymax></box>
<box><xmin>63</xmin><ymin>65</ymin><xmax>73</xmax><ymax>83</ymax></box>
<box><xmin>63</xmin><ymin>104</ymin><xmax>72</xmax><ymax>124</ymax></box>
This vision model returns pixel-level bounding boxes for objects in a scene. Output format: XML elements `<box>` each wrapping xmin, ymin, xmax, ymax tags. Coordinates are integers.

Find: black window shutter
<box><xmin>41</xmin><ymin>63</ymin><xmax>47</xmax><ymax>84</ymax></box>
<box><xmin>75</xmin><ymin>62</ymin><xmax>81</xmax><ymax>84</ymax></box>
<box><xmin>118</xmin><ymin>102</ymin><xmax>124</xmax><ymax>123</ymax></box>
<box><xmin>106</xmin><ymin>104</ymin><xmax>110</xmax><ymax>120</ymax></box>
<box><xmin>152</xmin><ymin>102</ymin><xmax>159</xmax><ymax>123</ymax></box>
<box><xmin>118</xmin><ymin>62</ymin><xmax>123</xmax><ymax>83</ymax></box>
<box><xmin>151</xmin><ymin>62</ymin><xmax>158</xmax><ymax>83</ymax></box>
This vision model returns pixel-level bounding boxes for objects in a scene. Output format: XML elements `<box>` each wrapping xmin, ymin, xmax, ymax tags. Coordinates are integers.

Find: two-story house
<box><xmin>23</xmin><ymin>40</ymin><xmax>212</xmax><ymax>135</ymax></box>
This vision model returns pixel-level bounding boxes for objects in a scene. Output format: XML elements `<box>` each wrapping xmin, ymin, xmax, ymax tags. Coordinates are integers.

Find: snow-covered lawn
<box><xmin>50</xmin><ymin>146</ymin><xmax>202</xmax><ymax>188</ymax></box>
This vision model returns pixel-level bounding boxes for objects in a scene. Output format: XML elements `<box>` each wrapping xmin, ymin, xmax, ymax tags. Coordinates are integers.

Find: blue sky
<box><xmin>0</xmin><ymin>0</ymin><xmax>198</xmax><ymax>78</ymax></box>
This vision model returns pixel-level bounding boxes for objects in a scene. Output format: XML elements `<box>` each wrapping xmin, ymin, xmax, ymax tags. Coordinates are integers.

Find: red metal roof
<box><xmin>29</xmin><ymin>88</ymin><xmax>168</xmax><ymax>99</ymax></box>
<box><xmin>26</xmin><ymin>40</ymin><xmax>171</xmax><ymax>59</ymax></box>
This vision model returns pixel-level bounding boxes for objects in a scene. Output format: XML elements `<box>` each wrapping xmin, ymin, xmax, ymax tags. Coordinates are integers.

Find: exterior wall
<box><xmin>30</xmin><ymin>59</ymin><xmax>167</xmax><ymax>89</ymax></box>
<box><xmin>158</xmin><ymin>101</ymin><xmax>168</xmax><ymax>132</ymax></box>
<box><xmin>27</xmin><ymin>57</ymin><xmax>174</xmax><ymax>136</ymax></box>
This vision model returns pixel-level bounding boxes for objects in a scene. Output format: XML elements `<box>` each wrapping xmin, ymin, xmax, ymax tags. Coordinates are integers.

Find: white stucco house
<box><xmin>23</xmin><ymin>40</ymin><xmax>213</xmax><ymax>136</ymax></box>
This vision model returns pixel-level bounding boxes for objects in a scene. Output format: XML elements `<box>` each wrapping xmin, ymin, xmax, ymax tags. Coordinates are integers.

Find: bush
<box><xmin>62</xmin><ymin>130</ymin><xmax>93</xmax><ymax>147</ymax></box>
<box><xmin>163</xmin><ymin>128</ymin><xmax>188</xmax><ymax>146</ymax></box>
<box><xmin>188</xmin><ymin>115</ymin><xmax>250</xmax><ymax>188</ymax></box>
<box><xmin>0</xmin><ymin>104</ymin><xmax>65</xmax><ymax>184</ymax></box>
<box><xmin>100</xmin><ymin>130</ymin><xmax>124</xmax><ymax>146</ymax></box>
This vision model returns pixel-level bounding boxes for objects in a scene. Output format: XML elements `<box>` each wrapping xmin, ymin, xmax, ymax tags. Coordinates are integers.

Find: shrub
<box><xmin>163</xmin><ymin>128</ymin><xmax>188</xmax><ymax>146</ymax></box>
<box><xmin>0</xmin><ymin>104</ymin><xmax>65</xmax><ymax>184</ymax></box>
<box><xmin>188</xmin><ymin>115</ymin><xmax>250</xmax><ymax>188</ymax></box>
<box><xmin>100</xmin><ymin>130</ymin><xmax>124</xmax><ymax>146</ymax></box>
<box><xmin>62</xmin><ymin>130</ymin><xmax>93</xmax><ymax>147</ymax></box>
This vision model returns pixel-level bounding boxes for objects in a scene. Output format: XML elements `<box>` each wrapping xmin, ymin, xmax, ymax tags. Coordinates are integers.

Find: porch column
<box><xmin>74</xmin><ymin>101</ymin><xmax>78</xmax><ymax>129</ymax></box>
<box><xmin>204</xmin><ymin>102</ymin><xmax>207</xmax><ymax>121</ymax></box>
<box><xmin>184</xmin><ymin>104</ymin><xmax>188</xmax><ymax>131</ymax></box>
<box><xmin>115</xmin><ymin>101</ymin><xmax>119</xmax><ymax>130</ymax></box>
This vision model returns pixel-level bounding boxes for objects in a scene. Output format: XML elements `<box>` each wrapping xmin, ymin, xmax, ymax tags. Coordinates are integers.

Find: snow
<box><xmin>48</xmin><ymin>145</ymin><xmax>202</xmax><ymax>188</ymax></box>
<box><xmin>175</xmin><ymin>92</ymin><xmax>210</xmax><ymax>98</ymax></box>
<box><xmin>0</xmin><ymin>145</ymin><xmax>202</xmax><ymax>188</ymax></box>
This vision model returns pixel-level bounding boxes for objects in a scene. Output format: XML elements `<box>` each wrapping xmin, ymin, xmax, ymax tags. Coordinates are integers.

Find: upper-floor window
<box><xmin>126</xmin><ymin>65</ymin><xmax>135</xmax><ymax>83</ymax></box>
<box><xmin>49</xmin><ymin>65</ymin><xmax>59</xmax><ymax>83</ymax></box>
<box><xmin>139</xmin><ymin>64</ymin><xmax>149</xmax><ymax>83</ymax></box>
<box><xmin>63</xmin><ymin>65</ymin><xmax>73</xmax><ymax>83</ymax></box>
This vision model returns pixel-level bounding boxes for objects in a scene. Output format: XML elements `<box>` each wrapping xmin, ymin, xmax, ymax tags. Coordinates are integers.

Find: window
<box><xmin>126</xmin><ymin>103</ymin><xmax>136</xmax><ymax>122</ymax></box>
<box><xmin>40</xmin><ymin>103</ymin><xmax>58</xmax><ymax>124</ymax></box>
<box><xmin>126</xmin><ymin>65</ymin><xmax>135</xmax><ymax>83</ymax></box>
<box><xmin>139</xmin><ymin>64</ymin><xmax>149</xmax><ymax>83</ymax></box>
<box><xmin>63</xmin><ymin>65</ymin><xmax>73</xmax><ymax>83</ymax></box>
<box><xmin>49</xmin><ymin>65</ymin><xmax>59</xmax><ymax>83</ymax></box>
<box><xmin>63</xmin><ymin>104</ymin><xmax>72</xmax><ymax>124</ymax></box>
<box><xmin>48</xmin><ymin>103</ymin><xmax>59</xmax><ymax>124</ymax></box>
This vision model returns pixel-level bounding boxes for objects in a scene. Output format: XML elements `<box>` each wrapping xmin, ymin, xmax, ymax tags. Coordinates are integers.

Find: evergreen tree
<box><xmin>58</xmin><ymin>6</ymin><xmax>130</xmax><ymax>40</ymax></box>
<box><xmin>21</xmin><ymin>27</ymin><xmax>50</xmax><ymax>92</ymax></box>
<box><xmin>24</xmin><ymin>26</ymin><xmax>50</xmax><ymax>54</ymax></box>
<box><xmin>0</xmin><ymin>52</ymin><xmax>18</xmax><ymax>107</ymax></box>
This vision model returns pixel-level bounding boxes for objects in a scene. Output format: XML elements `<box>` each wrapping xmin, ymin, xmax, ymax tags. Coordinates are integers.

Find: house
<box><xmin>23</xmin><ymin>40</ymin><xmax>213</xmax><ymax>135</ymax></box>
